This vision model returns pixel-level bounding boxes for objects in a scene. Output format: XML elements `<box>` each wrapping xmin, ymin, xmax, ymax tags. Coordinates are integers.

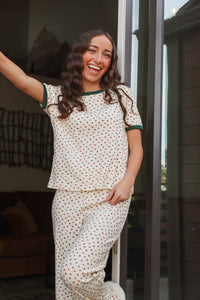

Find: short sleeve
<box><xmin>118</xmin><ymin>85</ymin><xmax>143</xmax><ymax>131</ymax></box>
<box><xmin>38</xmin><ymin>83</ymin><xmax>61</xmax><ymax>114</ymax></box>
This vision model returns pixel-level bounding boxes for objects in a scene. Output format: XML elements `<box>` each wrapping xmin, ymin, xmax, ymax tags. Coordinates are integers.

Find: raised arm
<box><xmin>0</xmin><ymin>51</ymin><xmax>44</xmax><ymax>104</ymax></box>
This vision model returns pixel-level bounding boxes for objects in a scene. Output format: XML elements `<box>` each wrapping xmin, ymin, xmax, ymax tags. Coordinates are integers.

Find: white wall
<box><xmin>28</xmin><ymin>0</ymin><xmax>118</xmax><ymax>51</ymax></box>
<box><xmin>0</xmin><ymin>75</ymin><xmax>58</xmax><ymax>192</ymax></box>
<box><xmin>0</xmin><ymin>165</ymin><xmax>51</xmax><ymax>192</ymax></box>
<box><xmin>0</xmin><ymin>74</ymin><xmax>58</xmax><ymax>111</ymax></box>
<box><xmin>0</xmin><ymin>0</ymin><xmax>29</xmax><ymax>64</ymax></box>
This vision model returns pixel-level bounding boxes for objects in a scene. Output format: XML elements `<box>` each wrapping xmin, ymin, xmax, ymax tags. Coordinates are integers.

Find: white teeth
<box><xmin>88</xmin><ymin>65</ymin><xmax>101</xmax><ymax>71</ymax></box>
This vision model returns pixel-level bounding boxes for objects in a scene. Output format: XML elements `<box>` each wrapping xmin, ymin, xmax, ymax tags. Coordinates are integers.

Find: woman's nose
<box><xmin>94</xmin><ymin>52</ymin><xmax>102</xmax><ymax>64</ymax></box>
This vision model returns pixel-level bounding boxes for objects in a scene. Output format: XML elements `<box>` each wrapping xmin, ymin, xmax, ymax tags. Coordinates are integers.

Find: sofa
<box><xmin>0</xmin><ymin>191</ymin><xmax>55</xmax><ymax>279</ymax></box>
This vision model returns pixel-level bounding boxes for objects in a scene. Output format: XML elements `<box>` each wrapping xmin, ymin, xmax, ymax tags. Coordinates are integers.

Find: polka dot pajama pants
<box><xmin>52</xmin><ymin>189</ymin><xmax>131</xmax><ymax>300</ymax></box>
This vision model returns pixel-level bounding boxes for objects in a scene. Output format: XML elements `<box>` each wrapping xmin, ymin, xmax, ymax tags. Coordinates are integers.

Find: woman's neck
<box><xmin>82</xmin><ymin>81</ymin><xmax>101</xmax><ymax>93</ymax></box>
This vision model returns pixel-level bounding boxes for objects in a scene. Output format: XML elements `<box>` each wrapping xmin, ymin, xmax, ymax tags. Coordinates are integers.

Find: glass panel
<box><xmin>128</xmin><ymin>1</ymin><xmax>148</xmax><ymax>299</ymax></box>
<box><xmin>161</xmin><ymin>1</ymin><xmax>200</xmax><ymax>299</ymax></box>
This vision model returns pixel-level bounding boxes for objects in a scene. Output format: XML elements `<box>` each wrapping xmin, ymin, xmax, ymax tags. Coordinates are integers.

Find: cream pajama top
<box><xmin>40</xmin><ymin>84</ymin><xmax>143</xmax><ymax>192</ymax></box>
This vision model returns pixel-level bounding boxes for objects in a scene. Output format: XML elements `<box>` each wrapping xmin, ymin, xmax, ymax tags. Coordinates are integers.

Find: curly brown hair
<box><xmin>55</xmin><ymin>29</ymin><xmax>134</xmax><ymax>126</ymax></box>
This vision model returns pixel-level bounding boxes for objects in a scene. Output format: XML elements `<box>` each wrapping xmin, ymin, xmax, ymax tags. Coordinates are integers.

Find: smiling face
<box><xmin>82</xmin><ymin>35</ymin><xmax>113</xmax><ymax>92</ymax></box>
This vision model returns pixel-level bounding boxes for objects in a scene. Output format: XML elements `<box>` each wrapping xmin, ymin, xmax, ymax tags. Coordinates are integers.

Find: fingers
<box><xmin>105</xmin><ymin>187</ymin><xmax>116</xmax><ymax>202</ymax></box>
<box><xmin>109</xmin><ymin>192</ymin><xmax>120</xmax><ymax>205</ymax></box>
<box><xmin>106</xmin><ymin>189</ymin><xmax>127</xmax><ymax>206</ymax></box>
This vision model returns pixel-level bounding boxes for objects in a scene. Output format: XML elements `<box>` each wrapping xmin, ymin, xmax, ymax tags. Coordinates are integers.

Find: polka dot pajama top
<box><xmin>40</xmin><ymin>84</ymin><xmax>143</xmax><ymax>300</ymax></box>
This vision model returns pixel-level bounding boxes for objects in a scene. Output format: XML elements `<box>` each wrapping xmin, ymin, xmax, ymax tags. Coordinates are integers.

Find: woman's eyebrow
<box><xmin>105</xmin><ymin>49</ymin><xmax>112</xmax><ymax>53</ymax></box>
<box><xmin>90</xmin><ymin>45</ymin><xmax>112</xmax><ymax>53</ymax></box>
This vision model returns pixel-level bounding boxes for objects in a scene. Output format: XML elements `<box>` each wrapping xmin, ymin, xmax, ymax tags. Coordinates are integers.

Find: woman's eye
<box><xmin>104</xmin><ymin>53</ymin><xmax>111</xmax><ymax>58</ymax></box>
<box><xmin>88</xmin><ymin>49</ymin><xmax>95</xmax><ymax>53</ymax></box>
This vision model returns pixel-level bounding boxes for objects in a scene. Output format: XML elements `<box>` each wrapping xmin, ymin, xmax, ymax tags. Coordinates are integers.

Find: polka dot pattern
<box><xmin>52</xmin><ymin>189</ymin><xmax>131</xmax><ymax>299</ymax></box>
<box><xmin>38</xmin><ymin>84</ymin><xmax>143</xmax><ymax>298</ymax></box>
<box><xmin>41</xmin><ymin>84</ymin><xmax>143</xmax><ymax>192</ymax></box>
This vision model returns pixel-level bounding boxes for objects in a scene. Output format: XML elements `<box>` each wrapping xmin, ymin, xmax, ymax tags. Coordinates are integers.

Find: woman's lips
<box><xmin>87</xmin><ymin>64</ymin><xmax>101</xmax><ymax>74</ymax></box>
<box><xmin>88</xmin><ymin>64</ymin><xmax>101</xmax><ymax>71</ymax></box>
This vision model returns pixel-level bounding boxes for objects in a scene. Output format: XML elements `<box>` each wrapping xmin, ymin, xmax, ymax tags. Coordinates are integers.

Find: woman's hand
<box><xmin>106</xmin><ymin>129</ymin><xmax>143</xmax><ymax>206</ymax></box>
<box><xmin>105</xmin><ymin>175</ymin><xmax>133</xmax><ymax>206</ymax></box>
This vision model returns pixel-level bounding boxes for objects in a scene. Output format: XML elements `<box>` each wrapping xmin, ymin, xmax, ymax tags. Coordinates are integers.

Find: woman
<box><xmin>0</xmin><ymin>29</ymin><xmax>143</xmax><ymax>300</ymax></box>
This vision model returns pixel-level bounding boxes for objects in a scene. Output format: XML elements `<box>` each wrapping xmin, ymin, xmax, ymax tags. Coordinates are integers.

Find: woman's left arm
<box><xmin>106</xmin><ymin>129</ymin><xmax>143</xmax><ymax>205</ymax></box>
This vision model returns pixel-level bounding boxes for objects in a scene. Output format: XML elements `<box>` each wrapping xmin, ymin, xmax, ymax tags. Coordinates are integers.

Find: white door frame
<box><xmin>111</xmin><ymin>0</ymin><xmax>127</xmax><ymax>284</ymax></box>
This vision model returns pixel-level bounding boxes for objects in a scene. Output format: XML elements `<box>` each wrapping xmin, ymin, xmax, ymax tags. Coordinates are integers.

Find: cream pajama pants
<box><xmin>52</xmin><ymin>189</ymin><xmax>131</xmax><ymax>300</ymax></box>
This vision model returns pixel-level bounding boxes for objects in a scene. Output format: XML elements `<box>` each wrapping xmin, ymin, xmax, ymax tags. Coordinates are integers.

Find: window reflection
<box><xmin>129</xmin><ymin>1</ymin><xmax>148</xmax><ymax>299</ymax></box>
<box><xmin>162</xmin><ymin>1</ymin><xmax>200</xmax><ymax>299</ymax></box>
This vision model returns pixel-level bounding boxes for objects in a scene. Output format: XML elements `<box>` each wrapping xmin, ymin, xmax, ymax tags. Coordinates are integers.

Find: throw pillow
<box><xmin>1</xmin><ymin>200</ymin><xmax>38</xmax><ymax>234</ymax></box>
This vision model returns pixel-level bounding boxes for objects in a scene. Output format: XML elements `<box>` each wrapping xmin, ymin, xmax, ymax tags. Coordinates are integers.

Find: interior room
<box><xmin>0</xmin><ymin>1</ymin><xmax>118</xmax><ymax>298</ymax></box>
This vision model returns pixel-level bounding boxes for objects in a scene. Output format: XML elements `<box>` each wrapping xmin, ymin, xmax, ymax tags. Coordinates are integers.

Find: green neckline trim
<box><xmin>39</xmin><ymin>83</ymin><xmax>47</xmax><ymax>109</ymax></box>
<box><xmin>126</xmin><ymin>125</ymin><xmax>143</xmax><ymax>132</ymax></box>
<box><xmin>82</xmin><ymin>89</ymin><xmax>104</xmax><ymax>96</ymax></box>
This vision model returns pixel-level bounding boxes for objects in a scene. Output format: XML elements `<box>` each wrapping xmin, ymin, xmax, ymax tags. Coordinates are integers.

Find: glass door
<box><xmin>125</xmin><ymin>0</ymin><xmax>164</xmax><ymax>299</ymax></box>
<box><xmin>124</xmin><ymin>1</ymin><xmax>149</xmax><ymax>299</ymax></box>
<box><xmin>160</xmin><ymin>1</ymin><xmax>200</xmax><ymax>299</ymax></box>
